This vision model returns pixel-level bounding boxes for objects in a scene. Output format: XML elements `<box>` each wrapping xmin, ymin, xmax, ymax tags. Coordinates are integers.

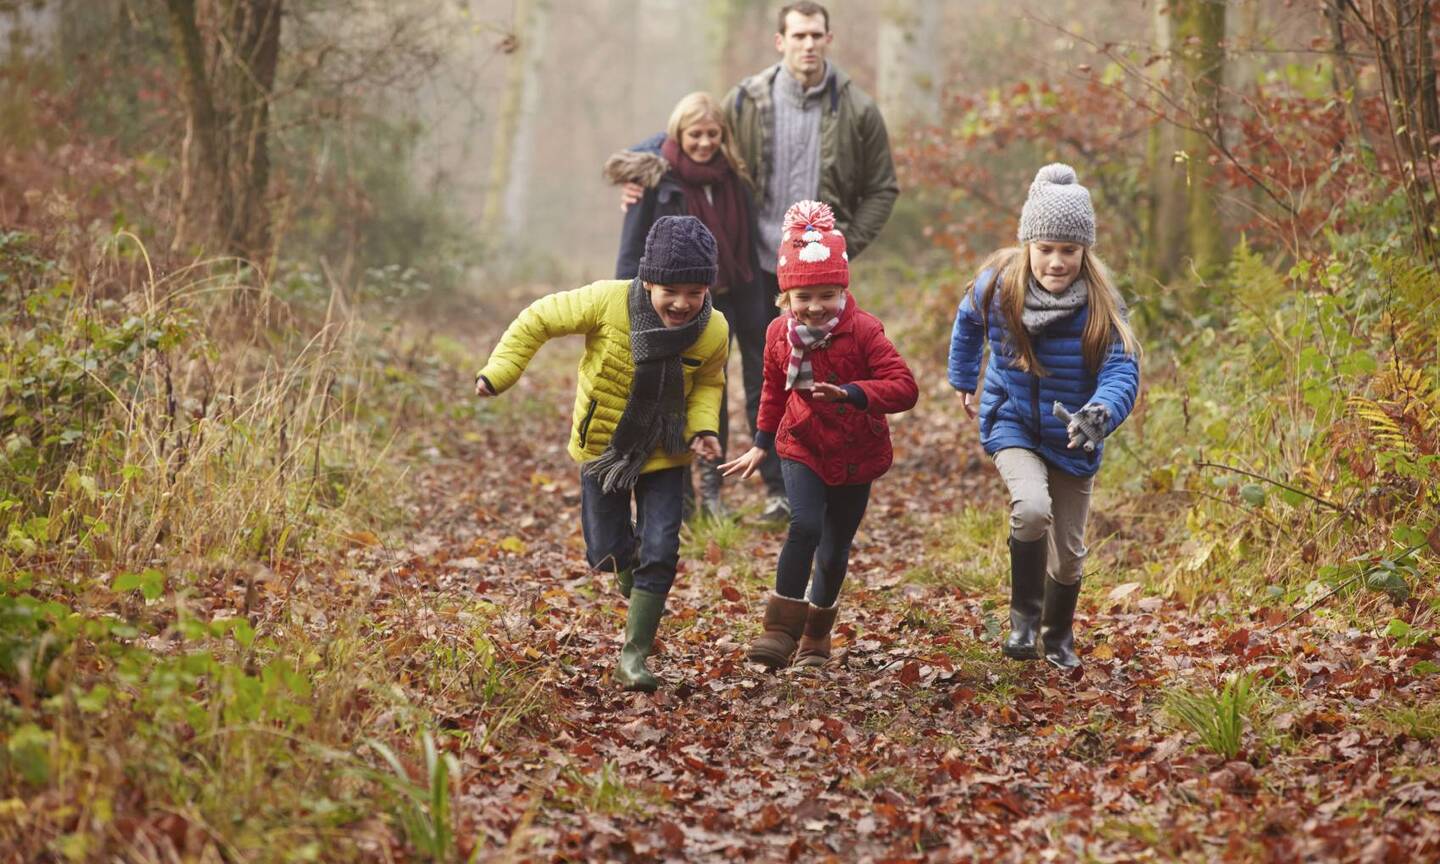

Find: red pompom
<box><xmin>782</xmin><ymin>200</ymin><xmax>835</xmax><ymax>236</ymax></box>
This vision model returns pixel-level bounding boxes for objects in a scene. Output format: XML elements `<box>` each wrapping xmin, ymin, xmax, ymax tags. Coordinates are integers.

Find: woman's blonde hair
<box><xmin>970</xmin><ymin>244</ymin><xmax>1140</xmax><ymax>375</ymax></box>
<box><xmin>667</xmin><ymin>91</ymin><xmax>752</xmax><ymax>188</ymax></box>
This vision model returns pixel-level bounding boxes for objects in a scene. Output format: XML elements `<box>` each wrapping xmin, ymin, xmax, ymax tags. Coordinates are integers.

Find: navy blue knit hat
<box><xmin>638</xmin><ymin>215</ymin><xmax>718</xmax><ymax>286</ymax></box>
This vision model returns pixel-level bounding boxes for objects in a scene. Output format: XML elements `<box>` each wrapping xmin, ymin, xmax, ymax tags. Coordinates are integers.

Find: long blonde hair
<box><xmin>970</xmin><ymin>244</ymin><xmax>1140</xmax><ymax>375</ymax></box>
<box><xmin>666</xmin><ymin>91</ymin><xmax>752</xmax><ymax>188</ymax></box>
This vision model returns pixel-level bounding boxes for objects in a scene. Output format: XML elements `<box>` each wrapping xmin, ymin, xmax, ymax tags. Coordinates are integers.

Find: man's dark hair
<box><xmin>777</xmin><ymin>2</ymin><xmax>830</xmax><ymax>35</ymax></box>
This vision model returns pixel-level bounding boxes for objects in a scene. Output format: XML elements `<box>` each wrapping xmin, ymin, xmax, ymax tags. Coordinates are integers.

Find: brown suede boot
<box><xmin>746</xmin><ymin>593</ymin><xmax>809</xmax><ymax>669</ymax></box>
<box><xmin>794</xmin><ymin>602</ymin><xmax>839</xmax><ymax>667</ymax></box>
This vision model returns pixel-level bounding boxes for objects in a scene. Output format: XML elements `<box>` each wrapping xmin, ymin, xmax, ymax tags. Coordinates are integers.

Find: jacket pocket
<box><xmin>865</xmin><ymin>412</ymin><xmax>888</xmax><ymax>441</ymax></box>
<box><xmin>577</xmin><ymin>398</ymin><xmax>598</xmax><ymax>448</ymax></box>
<box><xmin>982</xmin><ymin>390</ymin><xmax>1009</xmax><ymax>432</ymax></box>
<box><xmin>783</xmin><ymin>401</ymin><xmax>818</xmax><ymax>452</ymax></box>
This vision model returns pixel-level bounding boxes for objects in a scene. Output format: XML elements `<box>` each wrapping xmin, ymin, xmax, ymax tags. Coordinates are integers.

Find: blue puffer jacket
<box><xmin>948</xmin><ymin>269</ymin><xmax>1140</xmax><ymax>477</ymax></box>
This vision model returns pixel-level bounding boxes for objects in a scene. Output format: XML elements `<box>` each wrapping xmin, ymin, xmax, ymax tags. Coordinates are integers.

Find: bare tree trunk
<box><xmin>705</xmin><ymin>0</ymin><xmax>740</xmax><ymax>96</ymax></box>
<box><xmin>1144</xmin><ymin>2</ymin><xmax>1187</xmax><ymax>284</ymax></box>
<box><xmin>164</xmin><ymin>0</ymin><xmax>281</xmax><ymax>271</ymax></box>
<box><xmin>481</xmin><ymin>0</ymin><xmax>547</xmax><ymax>242</ymax></box>
<box><xmin>165</xmin><ymin>0</ymin><xmax>231</xmax><ymax>244</ymax></box>
<box><xmin>503</xmin><ymin>0</ymin><xmax>546</xmax><ymax>240</ymax></box>
<box><xmin>876</xmin><ymin>0</ymin><xmax>941</xmax><ymax>131</ymax></box>
<box><xmin>1176</xmin><ymin>0</ymin><xmax>1228</xmax><ymax>278</ymax></box>
<box><xmin>226</xmin><ymin>0</ymin><xmax>282</xmax><ymax>269</ymax></box>
<box><xmin>1326</xmin><ymin>0</ymin><xmax>1379</xmax><ymax>155</ymax></box>
<box><xmin>1417</xmin><ymin>1</ymin><xmax>1440</xmax><ymax>138</ymax></box>
<box><xmin>1351</xmin><ymin>0</ymin><xmax>1439</xmax><ymax>261</ymax></box>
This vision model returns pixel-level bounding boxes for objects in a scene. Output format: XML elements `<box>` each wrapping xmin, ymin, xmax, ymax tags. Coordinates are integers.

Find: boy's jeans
<box><xmin>580</xmin><ymin>465</ymin><xmax>684</xmax><ymax>595</ymax></box>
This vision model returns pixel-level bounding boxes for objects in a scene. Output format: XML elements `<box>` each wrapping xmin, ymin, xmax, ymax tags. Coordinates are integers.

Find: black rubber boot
<box><xmin>1040</xmin><ymin>576</ymin><xmax>1082</xmax><ymax>670</ymax></box>
<box><xmin>1002</xmin><ymin>536</ymin><xmax>1046</xmax><ymax>660</ymax></box>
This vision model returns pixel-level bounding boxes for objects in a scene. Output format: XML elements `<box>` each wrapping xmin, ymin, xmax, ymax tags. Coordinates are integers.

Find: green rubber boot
<box><xmin>615</xmin><ymin>588</ymin><xmax>666</xmax><ymax>692</ymax></box>
<box><xmin>614</xmin><ymin>568</ymin><xmax>634</xmax><ymax>599</ymax></box>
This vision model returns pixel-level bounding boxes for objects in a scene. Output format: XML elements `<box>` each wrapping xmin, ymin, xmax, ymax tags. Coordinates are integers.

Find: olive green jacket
<box><xmin>722</xmin><ymin>63</ymin><xmax>899</xmax><ymax>258</ymax></box>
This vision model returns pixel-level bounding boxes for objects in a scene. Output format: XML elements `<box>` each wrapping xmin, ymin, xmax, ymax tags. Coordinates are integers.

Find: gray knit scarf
<box><xmin>584</xmin><ymin>278</ymin><xmax>712</xmax><ymax>493</ymax></box>
<box><xmin>1022</xmin><ymin>276</ymin><xmax>1088</xmax><ymax>333</ymax></box>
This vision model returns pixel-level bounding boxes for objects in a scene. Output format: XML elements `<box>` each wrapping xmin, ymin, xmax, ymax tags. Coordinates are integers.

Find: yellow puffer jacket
<box><xmin>477</xmin><ymin>280</ymin><xmax>729</xmax><ymax>473</ymax></box>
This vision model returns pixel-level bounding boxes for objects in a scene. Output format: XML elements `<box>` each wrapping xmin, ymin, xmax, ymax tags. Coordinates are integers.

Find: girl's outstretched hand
<box><xmin>958</xmin><ymin>390</ymin><xmax>976</xmax><ymax>419</ymax></box>
<box><xmin>690</xmin><ymin>434</ymin><xmax>722</xmax><ymax>460</ymax></box>
<box><xmin>475</xmin><ymin>376</ymin><xmax>496</xmax><ymax>397</ymax></box>
<box><xmin>811</xmin><ymin>381</ymin><xmax>848</xmax><ymax>402</ymax></box>
<box><xmin>719</xmin><ymin>446</ymin><xmax>767</xmax><ymax>479</ymax></box>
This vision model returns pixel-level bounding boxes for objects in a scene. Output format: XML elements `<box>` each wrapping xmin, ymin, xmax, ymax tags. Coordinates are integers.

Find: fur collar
<box><xmin>602</xmin><ymin>149</ymin><xmax>669</xmax><ymax>189</ymax></box>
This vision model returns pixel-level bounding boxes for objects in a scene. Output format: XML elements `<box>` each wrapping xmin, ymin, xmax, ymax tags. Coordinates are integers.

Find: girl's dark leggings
<box><xmin>774</xmin><ymin>459</ymin><xmax>872</xmax><ymax>607</ymax></box>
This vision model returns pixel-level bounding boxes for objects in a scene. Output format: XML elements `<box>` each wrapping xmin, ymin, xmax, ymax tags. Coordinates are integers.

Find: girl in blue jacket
<box><xmin>948</xmin><ymin>164</ymin><xmax>1140</xmax><ymax>669</ymax></box>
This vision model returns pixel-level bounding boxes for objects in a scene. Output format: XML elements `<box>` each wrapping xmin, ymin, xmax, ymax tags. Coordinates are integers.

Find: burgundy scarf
<box><xmin>660</xmin><ymin>136</ymin><xmax>754</xmax><ymax>293</ymax></box>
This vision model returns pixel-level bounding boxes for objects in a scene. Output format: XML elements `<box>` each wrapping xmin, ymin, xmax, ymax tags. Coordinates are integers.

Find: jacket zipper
<box><xmin>1030</xmin><ymin>378</ymin><xmax>1042</xmax><ymax>437</ymax></box>
<box><xmin>578</xmin><ymin>398</ymin><xmax>598</xmax><ymax>448</ymax></box>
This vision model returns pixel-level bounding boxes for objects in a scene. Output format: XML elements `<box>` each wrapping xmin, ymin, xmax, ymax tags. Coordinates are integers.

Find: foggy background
<box><xmin>410</xmin><ymin>0</ymin><xmax>1160</xmax><ymax>281</ymax></box>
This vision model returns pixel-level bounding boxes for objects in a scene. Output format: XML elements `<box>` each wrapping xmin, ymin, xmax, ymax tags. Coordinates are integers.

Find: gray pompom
<box><xmin>1034</xmin><ymin>163</ymin><xmax>1077</xmax><ymax>186</ymax></box>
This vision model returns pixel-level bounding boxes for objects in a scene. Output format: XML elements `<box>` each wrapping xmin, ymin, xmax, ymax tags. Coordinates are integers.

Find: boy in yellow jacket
<box><xmin>475</xmin><ymin>216</ymin><xmax>730</xmax><ymax>691</ymax></box>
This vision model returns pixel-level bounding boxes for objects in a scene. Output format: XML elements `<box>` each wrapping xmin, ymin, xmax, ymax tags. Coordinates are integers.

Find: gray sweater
<box><xmin>755</xmin><ymin>64</ymin><xmax>831</xmax><ymax>273</ymax></box>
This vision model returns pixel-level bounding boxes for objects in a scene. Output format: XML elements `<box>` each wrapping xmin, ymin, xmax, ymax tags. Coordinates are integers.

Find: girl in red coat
<box><xmin>720</xmin><ymin>201</ymin><xmax>918</xmax><ymax>669</ymax></box>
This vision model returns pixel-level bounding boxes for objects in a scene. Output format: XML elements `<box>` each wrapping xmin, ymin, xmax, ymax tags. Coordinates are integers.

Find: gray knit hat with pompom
<box><xmin>1017</xmin><ymin>163</ymin><xmax>1096</xmax><ymax>247</ymax></box>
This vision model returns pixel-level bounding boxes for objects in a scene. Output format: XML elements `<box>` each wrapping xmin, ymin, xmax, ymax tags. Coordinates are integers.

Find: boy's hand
<box><xmin>690</xmin><ymin>434</ymin><xmax>722</xmax><ymax>460</ymax></box>
<box><xmin>474</xmin><ymin>375</ymin><xmax>496</xmax><ymax>397</ymax></box>
<box><xmin>958</xmin><ymin>390</ymin><xmax>976</xmax><ymax>419</ymax></box>
<box><xmin>811</xmin><ymin>381</ymin><xmax>848</xmax><ymax>402</ymax></box>
<box><xmin>620</xmin><ymin>182</ymin><xmax>643</xmax><ymax>212</ymax></box>
<box><xmin>719</xmin><ymin>446</ymin><xmax>767</xmax><ymax>479</ymax></box>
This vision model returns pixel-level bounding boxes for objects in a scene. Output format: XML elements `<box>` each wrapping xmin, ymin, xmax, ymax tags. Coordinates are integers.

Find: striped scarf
<box><xmin>583</xmin><ymin>278</ymin><xmax>711</xmax><ymax>493</ymax></box>
<box><xmin>783</xmin><ymin>298</ymin><xmax>846</xmax><ymax>391</ymax></box>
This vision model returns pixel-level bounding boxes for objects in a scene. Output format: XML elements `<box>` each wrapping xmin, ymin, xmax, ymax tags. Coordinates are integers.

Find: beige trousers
<box><xmin>993</xmin><ymin>448</ymin><xmax>1093</xmax><ymax>586</ymax></box>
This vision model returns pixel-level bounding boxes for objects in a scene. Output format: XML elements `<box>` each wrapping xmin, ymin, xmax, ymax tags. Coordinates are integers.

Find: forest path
<box><xmin>362</xmin><ymin>298</ymin><xmax>1437</xmax><ymax>862</ymax></box>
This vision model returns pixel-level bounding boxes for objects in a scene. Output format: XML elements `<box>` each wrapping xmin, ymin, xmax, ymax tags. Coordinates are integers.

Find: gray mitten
<box><xmin>1052</xmin><ymin>401</ymin><xmax>1110</xmax><ymax>452</ymax></box>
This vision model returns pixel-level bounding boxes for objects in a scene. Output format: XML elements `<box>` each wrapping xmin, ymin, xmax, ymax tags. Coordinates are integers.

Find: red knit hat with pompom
<box><xmin>776</xmin><ymin>200</ymin><xmax>849</xmax><ymax>290</ymax></box>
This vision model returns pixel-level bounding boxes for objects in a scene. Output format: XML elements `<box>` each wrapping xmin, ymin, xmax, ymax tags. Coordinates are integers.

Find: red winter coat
<box><xmin>756</xmin><ymin>293</ymin><xmax>918</xmax><ymax>485</ymax></box>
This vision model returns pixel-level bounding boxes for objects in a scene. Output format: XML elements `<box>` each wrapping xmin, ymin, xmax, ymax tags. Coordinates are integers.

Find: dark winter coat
<box><xmin>722</xmin><ymin>63</ymin><xmax>899</xmax><ymax>258</ymax></box>
<box><xmin>947</xmin><ymin>269</ymin><xmax>1140</xmax><ymax>478</ymax></box>
<box><xmin>606</xmin><ymin>134</ymin><xmax>762</xmax><ymax>294</ymax></box>
<box><xmin>755</xmin><ymin>293</ymin><xmax>917</xmax><ymax>485</ymax></box>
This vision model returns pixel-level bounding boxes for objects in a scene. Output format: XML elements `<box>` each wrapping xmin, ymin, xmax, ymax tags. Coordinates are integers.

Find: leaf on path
<box><xmin>657</xmin><ymin>820</ymin><xmax>685</xmax><ymax>850</ymax></box>
<box><xmin>1106</xmin><ymin>581</ymin><xmax>1143</xmax><ymax>603</ymax></box>
<box><xmin>345</xmin><ymin>530</ymin><xmax>381</xmax><ymax>548</ymax></box>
